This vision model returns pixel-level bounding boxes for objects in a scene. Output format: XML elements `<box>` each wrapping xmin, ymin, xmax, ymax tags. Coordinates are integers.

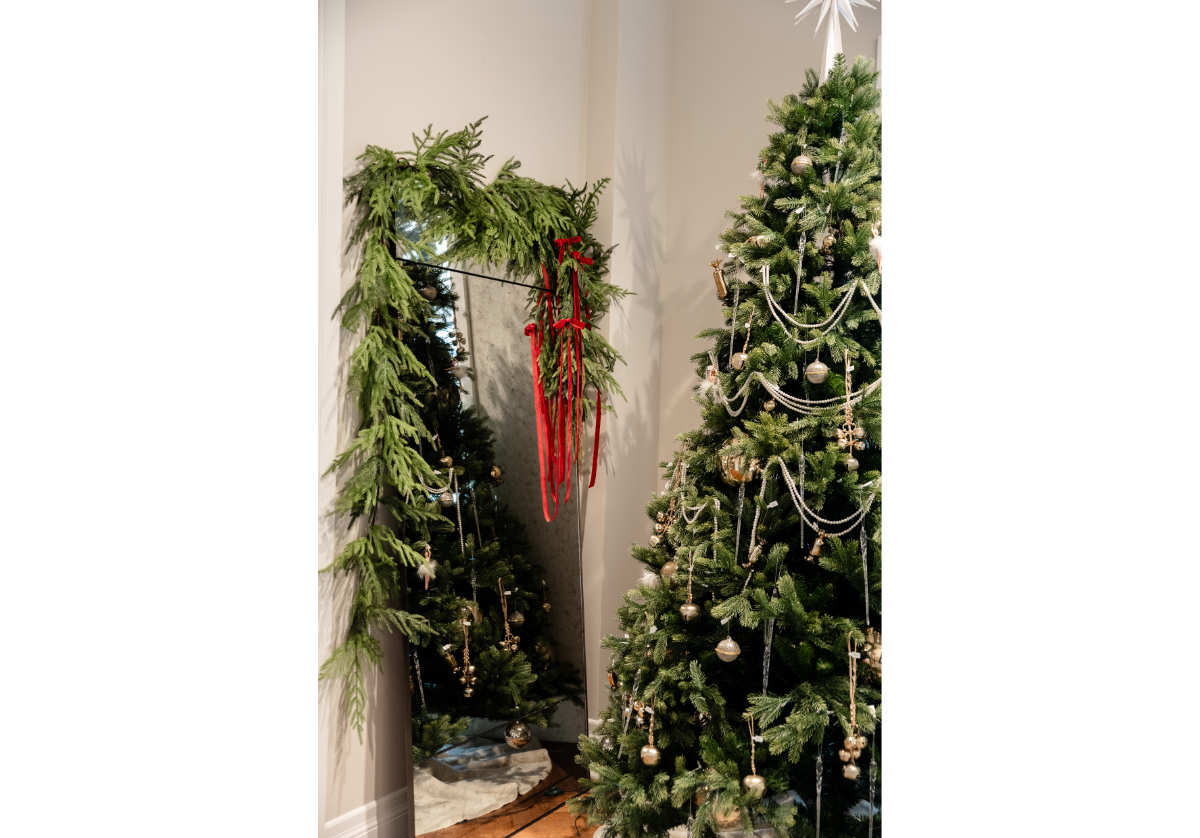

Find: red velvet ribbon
<box><xmin>524</xmin><ymin>237</ymin><xmax>603</xmax><ymax>522</ymax></box>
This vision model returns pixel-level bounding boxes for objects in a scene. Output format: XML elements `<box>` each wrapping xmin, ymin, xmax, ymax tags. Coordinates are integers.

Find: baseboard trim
<box><xmin>323</xmin><ymin>787</ymin><xmax>412</xmax><ymax>838</ymax></box>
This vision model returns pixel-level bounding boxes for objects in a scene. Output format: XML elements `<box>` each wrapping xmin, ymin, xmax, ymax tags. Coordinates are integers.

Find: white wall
<box><xmin>319</xmin><ymin>1</ymin><xmax>880</xmax><ymax>832</ymax></box>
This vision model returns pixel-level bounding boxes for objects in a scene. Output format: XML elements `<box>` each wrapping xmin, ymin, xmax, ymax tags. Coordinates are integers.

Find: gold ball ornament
<box><xmin>838</xmin><ymin>748</ymin><xmax>852</xmax><ymax>763</ymax></box>
<box><xmin>842</xmin><ymin>763</ymin><xmax>861</xmax><ymax>780</ymax></box>
<box><xmin>742</xmin><ymin>773</ymin><xmax>767</xmax><ymax>799</ymax></box>
<box><xmin>822</xmin><ymin>233</ymin><xmax>836</xmax><ymax>252</ymax></box>
<box><xmin>714</xmin><ymin>806</ymin><xmax>743</xmax><ymax>828</ymax></box>
<box><xmin>508</xmin><ymin>610</ymin><xmax>525</xmax><ymax>627</ymax></box>
<box><xmin>640</xmin><ymin>744</ymin><xmax>661</xmax><ymax>766</ymax></box>
<box><xmin>660</xmin><ymin>560</ymin><xmax>678</xmax><ymax>582</ymax></box>
<box><xmin>505</xmin><ymin>721</ymin><xmax>532</xmax><ymax>749</ymax></box>
<box><xmin>731</xmin><ymin>351</ymin><xmax>748</xmax><ymax>370</ymax></box>
<box><xmin>715</xmin><ymin>635</ymin><xmax>741</xmax><ymax>662</ymax></box>
<box><xmin>763</xmin><ymin>399</ymin><xmax>776</xmax><ymax>412</ymax></box>
<box><xmin>680</xmin><ymin>602</ymin><xmax>701</xmax><ymax>621</ymax></box>
<box><xmin>419</xmin><ymin>285</ymin><xmax>438</xmax><ymax>300</ymax></box>
<box><xmin>855</xmin><ymin>734</ymin><xmax>868</xmax><ymax>750</ymax></box>
<box><xmin>844</xmin><ymin>736</ymin><xmax>858</xmax><ymax>751</ymax></box>
<box><xmin>790</xmin><ymin>154</ymin><xmax>813</xmax><ymax>174</ymax></box>
<box><xmin>490</xmin><ymin>464</ymin><xmax>503</xmax><ymax>480</ymax></box>
<box><xmin>804</xmin><ymin>360</ymin><xmax>830</xmax><ymax>384</ymax></box>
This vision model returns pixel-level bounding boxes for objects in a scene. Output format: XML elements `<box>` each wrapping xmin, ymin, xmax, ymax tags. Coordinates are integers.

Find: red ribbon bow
<box><xmin>525</xmin><ymin>238</ymin><xmax>603</xmax><ymax>522</ymax></box>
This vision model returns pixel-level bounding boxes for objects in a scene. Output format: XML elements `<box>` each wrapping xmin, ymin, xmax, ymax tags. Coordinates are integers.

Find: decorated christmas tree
<box><xmin>401</xmin><ymin>259</ymin><xmax>584</xmax><ymax>759</ymax></box>
<box><xmin>575</xmin><ymin>57</ymin><xmax>882</xmax><ymax>837</ymax></box>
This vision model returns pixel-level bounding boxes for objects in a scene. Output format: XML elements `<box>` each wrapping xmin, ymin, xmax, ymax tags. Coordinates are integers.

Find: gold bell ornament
<box><xmin>640</xmin><ymin>701</ymin><xmax>660</xmax><ymax>765</ymax></box>
<box><xmin>742</xmin><ymin>714</ymin><xmax>766</xmax><ymax>799</ymax></box>
<box><xmin>660</xmin><ymin>559</ymin><xmax>678</xmax><ymax>583</ymax></box>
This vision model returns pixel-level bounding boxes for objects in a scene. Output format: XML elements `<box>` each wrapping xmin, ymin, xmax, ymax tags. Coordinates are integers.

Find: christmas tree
<box><xmin>575</xmin><ymin>57</ymin><xmax>882</xmax><ymax>837</ymax></box>
<box><xmin>401</xmin><ymin>258</ymin><xmax>584</xmax><ymax>759</ymax></box>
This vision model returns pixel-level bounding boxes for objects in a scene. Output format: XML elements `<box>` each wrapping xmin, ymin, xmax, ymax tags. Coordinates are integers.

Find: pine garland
<box><xmin>322</xmin><ymin>120</ymin><xmax>621</xmax><ymax>737</ymax></box>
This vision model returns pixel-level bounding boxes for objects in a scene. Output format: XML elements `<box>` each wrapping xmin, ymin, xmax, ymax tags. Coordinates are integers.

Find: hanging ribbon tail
<box><xmin>589</xmin><ymin>389</ymin><xmax>602</xmax><ymax>487</ymax></box>
<box><xmin>525</xmin><ymin>322</ymin><xmax>558</xmax><ymax>522</ymax></box>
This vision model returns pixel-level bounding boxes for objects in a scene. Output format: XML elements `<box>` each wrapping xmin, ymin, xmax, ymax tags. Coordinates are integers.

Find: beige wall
<box><xmin>319</xmin><ymin>1</ymin><xmax>880</xmax><ymax>832</ymax></box>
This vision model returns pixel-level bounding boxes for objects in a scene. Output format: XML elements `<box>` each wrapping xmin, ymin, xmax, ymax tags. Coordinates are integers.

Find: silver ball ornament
<box><xmin>640</xmin><ymin>744</ymin><xmax>661</xmax><ymax>766</ymax></box>
<box><xmin>715</xmin><ymin>636</ymin><xmax>741</xmax><ymax>662</ymax></box>
<box><xmin>640</xmin><ymin>569</ymin><xmax>661</xmax><ymax>589</ymax></box>
<box><xmin>742</xmin><ymin>773</ymin><xmax>767</xmax><ymax>799</ymax></box>
<box><xmin>505</xmin><ymin>720</ymin><xmax>532</xmax><ymax>749</ymax></box>
<box><xmin>790</xmin><ymin>154</ymin><xmax>813</xmax><ymax>174</ymax></box>
<box><xmin>804</xmin><ymin>360</ymin><xmax>830</xmax><ymax>384</ymax></box>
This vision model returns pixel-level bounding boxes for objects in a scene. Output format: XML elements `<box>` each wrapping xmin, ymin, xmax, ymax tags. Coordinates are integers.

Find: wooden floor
<box><xmin>419</xmin><ymin>742</ymin><xmax>599</xmax><ymax>838</ymax></box>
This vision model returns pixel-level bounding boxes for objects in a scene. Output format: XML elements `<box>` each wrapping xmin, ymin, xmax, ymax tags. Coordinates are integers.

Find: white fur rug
<box><xmin>414</xmin><ymin>736</ymin><xmax>551</xmax><ymax>834</ymax></box>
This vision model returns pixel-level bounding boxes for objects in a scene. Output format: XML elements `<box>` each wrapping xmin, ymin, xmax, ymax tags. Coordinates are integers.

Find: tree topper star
<box><xmin>786</xmin><ymin>0</ymin><xmax>877</xmax><ymax>78</ymax></box>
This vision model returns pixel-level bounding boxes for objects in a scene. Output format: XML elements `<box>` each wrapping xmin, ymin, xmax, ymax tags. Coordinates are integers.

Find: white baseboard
<box><xmin>323</xmin><ymin>787</ymin><xmax>412</xmax><ymax>838</ymax></box>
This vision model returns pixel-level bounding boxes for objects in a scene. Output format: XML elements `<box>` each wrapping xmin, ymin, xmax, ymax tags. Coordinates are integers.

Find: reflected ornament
<box><xmin>790</xmin><ymin>154</ymin><xmax>813</xmax><ymax>174</ymax></box>
<box><xmin>715</xmin><ymin>635</ymin><xmax>741</xmax><ymax>662</ymax></box>
<box><xmin>505</xmin><ymin>720</ymin><xmax>532</xmax><ymax>749</ymax></box>
<box><xmin>419</xmin><ymin>285</ymin><xmax>438</xmax><ymax>300</ymax></box>
<box><xmin>640</xmin><ymin>744</ymin><xmax>661</xmax><ymax>766</ymax></box>
<box><xmin>804</xmin><ymin>360</ymin><xmax>830</xmax><ymax>384</ymax></box>
<box><xmin>714</xmin><ymin>806</ymin><xmax>742</xmax><ymax>828</ymax></box>
<box><xmin>719</xmin><ymin>451</ymin><xmax>758</xmax><ymax>485</ymax></box>
<box><xmin>742</xmin><ymin>773</ymin><xmax>766</xmax><ymax>799</ymax></box>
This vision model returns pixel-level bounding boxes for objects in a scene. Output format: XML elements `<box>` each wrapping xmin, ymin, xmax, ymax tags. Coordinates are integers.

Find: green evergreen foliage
<box><xmin>323</xmin><ymin>119</ymin><xmax>618</xmax><ymax>739</ymax></box>
<box><xmin>573</xmin><ymin>57</ymin><xmax>882</xmax><ymax>836</ymax></box>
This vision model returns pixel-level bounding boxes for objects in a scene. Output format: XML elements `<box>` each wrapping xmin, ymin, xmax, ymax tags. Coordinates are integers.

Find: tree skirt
<box><xmin>415</xmin><ymin>734</ymin><xmax>552</xmax><ymax>834</ymax></box>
